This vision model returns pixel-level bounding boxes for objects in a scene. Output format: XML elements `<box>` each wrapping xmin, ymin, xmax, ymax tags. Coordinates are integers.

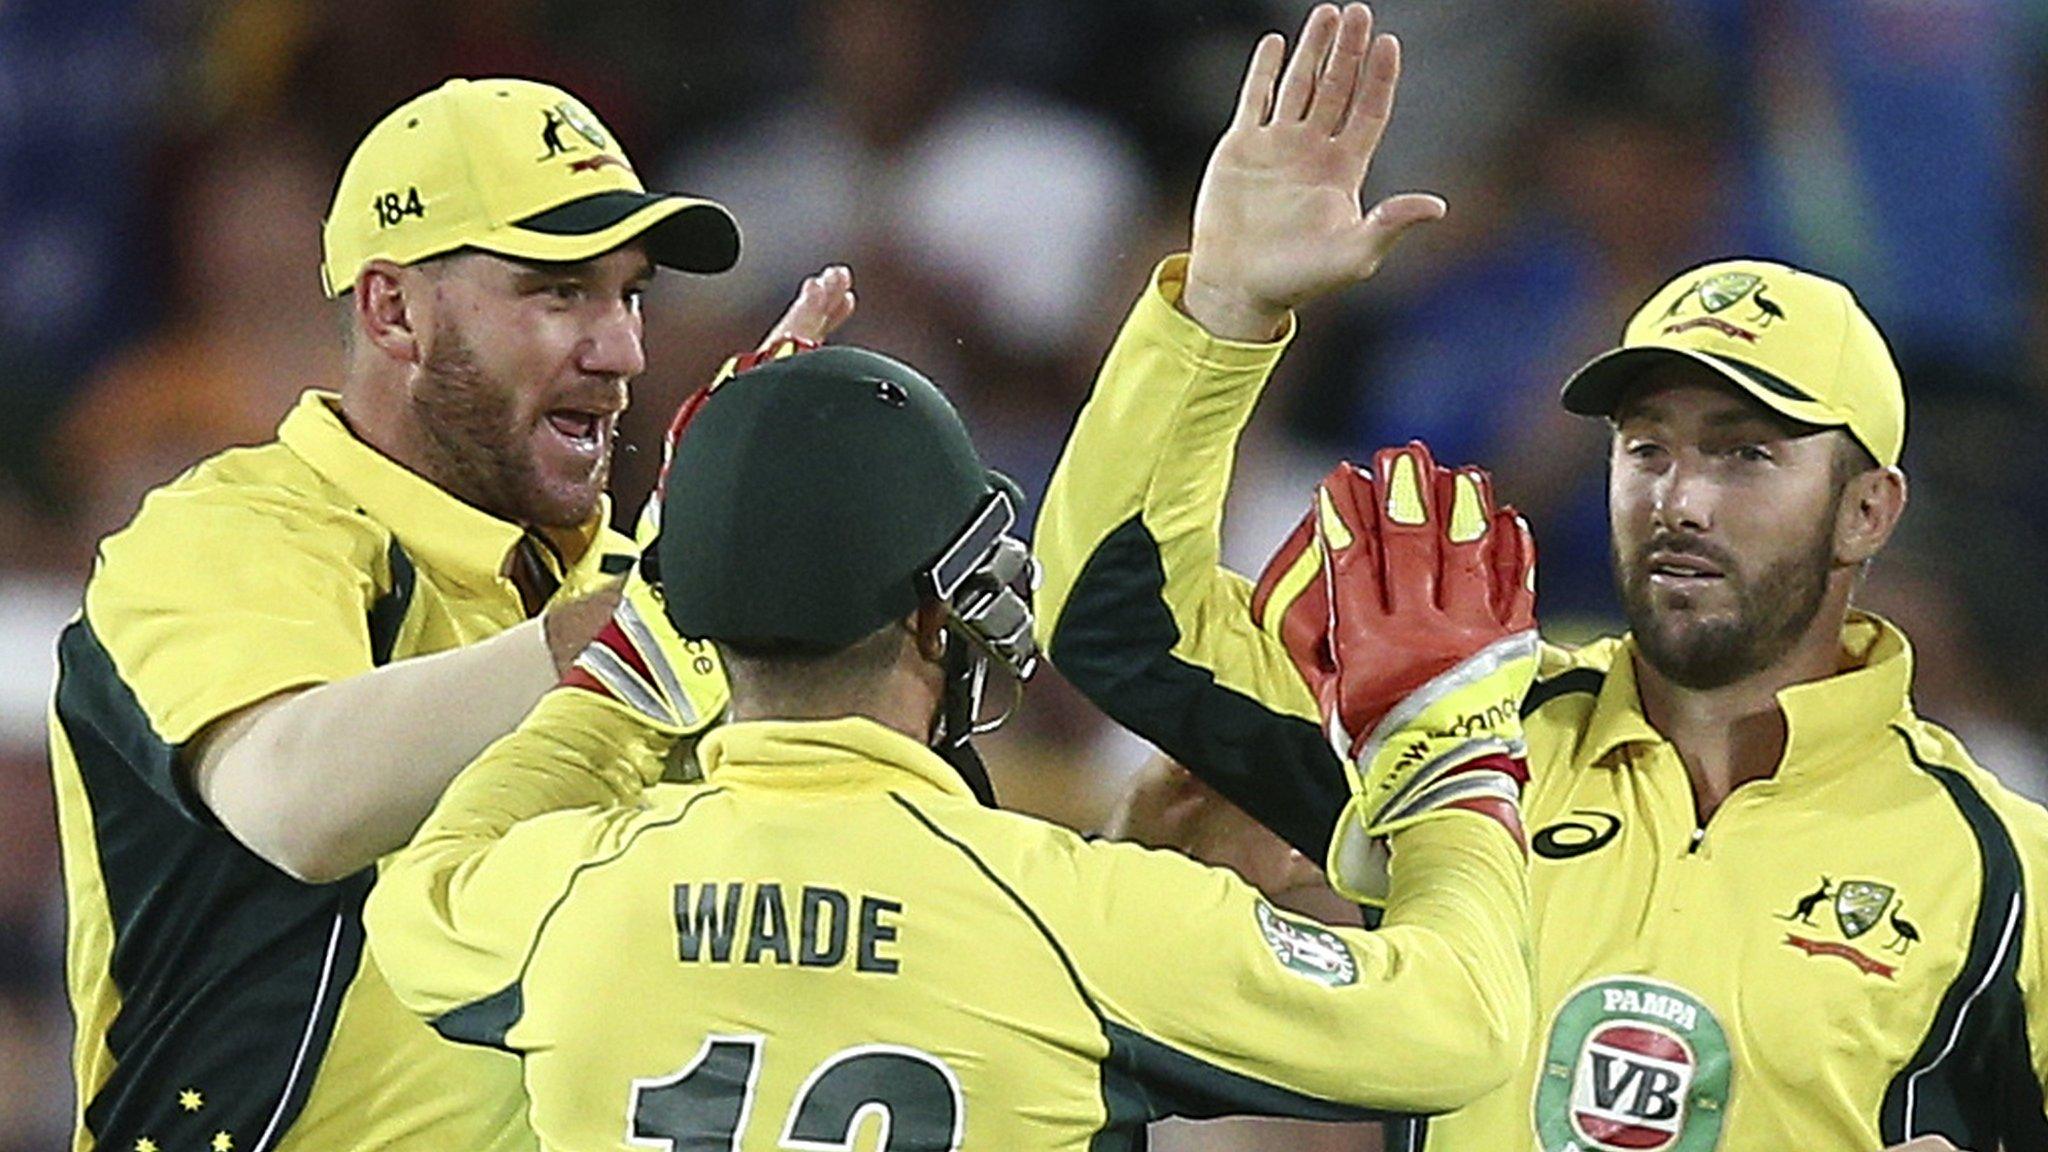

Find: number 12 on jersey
<box><xmin>628</xmin><ymin>1035</ymin><xmax>965</xmax><ymax>1150</ymax></box>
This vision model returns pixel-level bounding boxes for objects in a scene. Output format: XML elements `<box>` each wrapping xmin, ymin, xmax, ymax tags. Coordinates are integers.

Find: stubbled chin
<box><xmin>523</xmin><ymin>455</ymin><xmax>610</xmax><ymax>528</ymax></box>
<box><xmin>522</xmin><ymin>489</ymin><xmax>603</xmax><ymax>529</ymax></box>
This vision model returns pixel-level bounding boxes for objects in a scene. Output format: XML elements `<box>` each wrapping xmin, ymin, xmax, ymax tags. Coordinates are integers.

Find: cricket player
<box><xmin>1035</xmin><ymin>4</ymin><xmax>2048</xmax><ymax>1150</ymax></box>
<box><xmin>363</xmin><ymin>323</ymin><xmax>1538</xmax><ymax>1147</ymax></box>
<box><xmin>48</xmin><ymin>77</ymin><xmax>852</xmax><ymax>1152</ymax></box>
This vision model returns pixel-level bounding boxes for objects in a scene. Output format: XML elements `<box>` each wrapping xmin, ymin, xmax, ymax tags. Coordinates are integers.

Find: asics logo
<box><xmin>1532</xmin><ymin>811</ymin><xmax>1622</xmax><ymax>860</ymax></box>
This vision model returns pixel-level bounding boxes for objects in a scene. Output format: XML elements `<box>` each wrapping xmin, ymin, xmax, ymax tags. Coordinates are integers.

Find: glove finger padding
<box><xmin>1369</xmin><ymin>443</ymin><xmax>1443</xmax><ymax>618</ymax></box>
<box><xmin>1292</xmin><ymin>445</ymin><xmax>1538</xmax><ymax>906</ymax></box>
<box><xmin>1436</xmin><ymin>467</ymin><xmax>1495</xmax><ymax>624</ymax></box>
<box><xmin>1317</xmin><ymin>463</ymin><xmax>1396</xmax><ymax>752</ymax></box>
<box><xmin>1250</xmin><ymin>503</ymin><xmax>1332</xmax><ymax>684</ymax></box>
<box><xmin>1493</xmin><ymin>508</ymin><xmax>1537</xmax><ymax>635</ymax></box>
<box><xmin>560</xmin><ymin>568</ymin><xmax>729</xmax><ymax>740</ymax></box>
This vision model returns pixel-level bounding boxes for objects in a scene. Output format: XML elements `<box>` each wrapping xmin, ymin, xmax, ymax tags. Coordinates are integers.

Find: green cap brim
<box><xmin>492</xmin><ymin>190</ymin><xmax>741</xmax><ymax>273</ymax></box>
<box><xmin>1560</xmin><ymin>345</ymin><xmax>1845</xmax><ymax>432</ymax></box>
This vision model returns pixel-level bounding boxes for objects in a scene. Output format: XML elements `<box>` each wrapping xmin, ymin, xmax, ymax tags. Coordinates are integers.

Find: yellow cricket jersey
<box><xmin>1033</xmin><ymin>256</ymin><xmax>2048</xmax><ymax>1152</ymax></box>
<box><xmin>50</xmin><ymin>391</ymin><xmax>636</xmax><ymax>1152</ymax></box>
<box><xmin>364</xmin><ymin>686</ymin><xmax>1533</xmax><ymax>1151</ymax></box>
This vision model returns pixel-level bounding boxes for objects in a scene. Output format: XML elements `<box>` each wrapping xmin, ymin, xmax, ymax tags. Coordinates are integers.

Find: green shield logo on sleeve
<box><xmin>1253</xmin><ymin>902</ymin><xmax>1357</xmax><ymax>987</ymax></box>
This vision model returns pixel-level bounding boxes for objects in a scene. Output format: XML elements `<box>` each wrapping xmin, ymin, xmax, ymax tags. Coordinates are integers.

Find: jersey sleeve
<box><xmin>1048</xmin><ymin>810</ymin><xmax>1532</xmax><ymax>1118</ymax></box>
<box><xmin>1033</xmin><ymin>254</ymin><xmax>1348</xmax><ymax>858</ymax></box>
<box><xmin>1996</xmin><ymin>785</ymin><xmax>2048</xmax><ymax>1140</ymax></box>
<box><xmin>363</xmin><ymin>687</ymin><xmax>675</xmax><ymax>1044</ymax></box>
<box><xmin>81</xmin><ymin>484</ymin><xmax>392</xmax><ymax>817</ymax></box>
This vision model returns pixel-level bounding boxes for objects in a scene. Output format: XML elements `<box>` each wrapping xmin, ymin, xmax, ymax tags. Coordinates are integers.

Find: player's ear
<box><xmin>1834</xmin><ymin>462</ymin><xmax>1906</xmax><ymax>566</ymax></box>
<box><xmin>354</xmin><ymin>260</ymin><xmax>424</xmax><ymax>366</ymax></box>
<box><xmin>910</xmin><ymin>601</ymin><xmax>950</xmax><ymax>665</ymax></box>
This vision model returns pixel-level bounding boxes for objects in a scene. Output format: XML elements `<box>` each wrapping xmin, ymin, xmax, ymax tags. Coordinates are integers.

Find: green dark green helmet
<box><xmin>657</xmin><ymin>345</ymin><xmax>1035</xmax><ymax>669</ymax></box>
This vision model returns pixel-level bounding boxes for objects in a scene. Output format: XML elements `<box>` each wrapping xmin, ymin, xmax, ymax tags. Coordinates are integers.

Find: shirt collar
<box><xmin>278</xmin><ymin>391</ymin><xmax>610</xmax><ymax>591</ymax></box>
<box><xmin>1579</xmin><ymin>650</ymin><xmax>1664</xmax><ymax>766</ymax></box>
<box><xmin>1775</xmin><ymin>612</ymin><xmax>1914</xmax><ymax>773</ymax></box>
<box><xmin>696</xmin><ymin>717</ymin><xmax>975</xmax><ymax>801</ymax></box>
<box><xmin>1582</xmin><ymin>611</ymin><xmax>1916</xmax><ymax>777</ymax></box>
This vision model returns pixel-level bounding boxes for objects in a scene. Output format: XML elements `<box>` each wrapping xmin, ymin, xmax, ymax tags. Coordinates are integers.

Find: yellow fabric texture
<box><xmin>1569</xmin><ymin>258</ymin><xmax>1905</xmax><ymax>466</ymax></box>
<box><xmin>367</xmin><ymin>695</ymin><xmax>1532</xmax><ymax>1148</ymax></box>
<box><xmin>1034</xmin><ymin>263</ymin><xmax>2048</xmax><ymax>1150</ymax></box>
<box><xmin>52</xmin><ymin>391</ymin><xmax>635</xmax><ymax>1152</ymax></box>
<box><xmin>321</xmin><ymin>77</ymin><xmax>731</xmax><ymax>296</ymax></box>
<box><xmin>1035</xmin><ymin>254</ymin><xmax>1315</xmax><ymax>727</ymax></box>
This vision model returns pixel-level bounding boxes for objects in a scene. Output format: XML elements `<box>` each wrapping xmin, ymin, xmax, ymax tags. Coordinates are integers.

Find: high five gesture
<box><xmin>1183</xmin><ymin>3</ymin><xmax>1446</xmax><ymax>340</ymax></box>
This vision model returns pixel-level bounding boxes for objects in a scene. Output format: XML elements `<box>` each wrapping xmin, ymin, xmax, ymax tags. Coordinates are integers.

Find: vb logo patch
<box><xmin>1253</xmin><ymin>901</ymin><xmax>1356</xmax><ymax>987</ymax></box>
<box><xmin>1536</xmin><ymin>977</ymin><xmax>1731</xmax><ymax>1152</ymax></box>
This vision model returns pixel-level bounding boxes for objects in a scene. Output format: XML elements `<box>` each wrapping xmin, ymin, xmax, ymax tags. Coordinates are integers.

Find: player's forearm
<box><xmin>415</xmin><ymin>686</ymin><xmax>668</xmax><ymax>847</ymax></box>
<box><xmin>1037</xmin><ymin>254</ymin><xmax>1338</xmax><ymax>854</ymax></box>
<box><xmin>367</xmin><ymin>687</ymin><xmax>670</xmax><ymax>1018</ymax></box>
<box><xmin>1350</xmin><ymin>814</ymin><xmax>1534</xmax><ymax>1106</ymax></box>
<box><xmin>1035</xmin><ymin>254</ymin><xmax>1293</xmax><ymax>647</ymax></box>
<box><xmin>1205</xmin><ymin>818</ymin><xmax>1531</xmax><ymax>1114</ymax></box>
<box><xmin>196</xmin><ymin>619</ymin><xmax>559</xmax><ymax>882</ymax></box>
<box><xmin>1189</xmin><ymin>817</ymin><xmax>1529</xmax><ymax>1115</ymax></box>
<box><xmin>1080</xmin><ymin>815</ymin><xmax>1528</xmax><ymax>1117</ymax></box>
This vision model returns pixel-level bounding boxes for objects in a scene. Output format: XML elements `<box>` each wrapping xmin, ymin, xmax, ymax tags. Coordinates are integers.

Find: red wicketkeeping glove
<box><xmin>1252</xmin><ymin>442</ymin><xmax>1538</xmax><ymax>903</ymax></box>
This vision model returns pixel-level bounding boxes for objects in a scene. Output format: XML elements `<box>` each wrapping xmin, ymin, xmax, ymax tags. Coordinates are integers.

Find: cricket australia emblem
<box><xmin>1253</xmin><ymin>901</ymin><xmax>1357</xmax><ymax>987</ymax></box>
<box><xmin>1695</xmin><ymin>272</ymin><xmax>1760</xmax><ymax>313</ymax></box>
<box><xmin>1833</xmin><ymin>880</ymin><xmax>1894</xmax><ymax>939</ymax></box>
<box><xmin>1535</xmin><ymin>977</ymin><xmax>1731</xmax><ymax>1152</ymax></box>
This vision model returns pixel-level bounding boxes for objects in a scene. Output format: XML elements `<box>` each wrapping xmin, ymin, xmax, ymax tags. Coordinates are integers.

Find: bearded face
<box><xmin>399</xmin><ymin>249</ymin><xmax>645</xmax><ymax>528</ymax></box>
<box><xmin>1607</xmin><ymin>368</ymin><xmax>1861</xmax><ymax>690</ymax></box>
<box><xmin>409</xmin><ymin>320</ymin><xmax>617</xmax><ymax>527</ymax></box>
<box><xmin>1613</xmin><ymin>515</ymin><xmax>1835</xmax><ymax>690</ymax></box>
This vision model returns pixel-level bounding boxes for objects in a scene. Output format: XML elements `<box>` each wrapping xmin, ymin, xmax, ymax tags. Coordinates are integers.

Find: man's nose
<box><xmin>1652</xmin><ymin>456</ymin><xmax>1713</xmax><ymax>533</ymax></box>
<box><xmin>581</xmin><ymin>305</ymin><xmax>647</xmax><ymax>378</ymax></box>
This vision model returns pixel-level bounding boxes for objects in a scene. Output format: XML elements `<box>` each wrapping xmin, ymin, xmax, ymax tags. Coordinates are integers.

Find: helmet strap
<box><xmin>933</xmin><ymin>633</ymin><xmax>999</xmax><ymax>807</ymax></box>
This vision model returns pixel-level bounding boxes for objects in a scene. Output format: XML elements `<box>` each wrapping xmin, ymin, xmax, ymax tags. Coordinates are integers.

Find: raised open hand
<box><xmin>1183</xmin><ymin>3</ymin><xmax>1446</xmax><ymax>340</ymax></box>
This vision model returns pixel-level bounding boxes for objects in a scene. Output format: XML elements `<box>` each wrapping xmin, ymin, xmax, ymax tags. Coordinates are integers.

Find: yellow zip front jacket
<box><xmin>1033</xmin><ymin>256</ymin><xmax>2048</xmax><ymax>1152</ymax></box>
<box><xmin>365</xmin><ymin>686</ymin><xmax>1532</xmax><ymax>1150</ymax></box>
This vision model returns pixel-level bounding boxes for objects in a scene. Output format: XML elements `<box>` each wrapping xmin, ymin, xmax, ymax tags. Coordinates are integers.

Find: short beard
<box><xmin>409</xmin><ymin>321</ymin><xmax>603</xmax><ymax>528</ymax></box>
<box><xmin>1615</xmin><ymin>523</ymin><xmax>1834</xmax><ymax>691</ymax></box>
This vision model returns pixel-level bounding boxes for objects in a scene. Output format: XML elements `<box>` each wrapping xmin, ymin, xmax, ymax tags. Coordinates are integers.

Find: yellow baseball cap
<box><xmin>1559</xmin><ymin>259</ymin><xmax>1905</xmax><ymax>466</ymax></box>
<box><xmin>320</xmin><ymin>77</ymin><xmax>740</xmax><ymax>297</ymax></box>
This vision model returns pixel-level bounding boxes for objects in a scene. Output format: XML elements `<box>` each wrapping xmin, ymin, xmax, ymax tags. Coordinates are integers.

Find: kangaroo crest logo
<box><xmin>1536</xmin><ymin>977</ymin><xmax>1732</xmax><ymax>1152</ymax></box>
<box><xmin>1657</xmin><ymin>272</ymin><xmax>1786</xmax><ymax>343</ymax></box>
<box><xmin>1833</xmin><ymin>880</ymin><xmax>1894</xmax><ymax>940</ymax></box>
<box><xmin>539</xmin><ymin>101</ymin><xmax>610</xmax><ymax>161</ymax></box>
<box><xmin>1254</xmin><ymin>902</ymin><xmax>1357</xmax><ymax>987</ymax></box>
<box><xmin>557</xmin><ymin>101</ymin><xmax>608</xmax><ymax>148</ymax></box>
<box><xmin>1778</xmin><ymin>875</ymin><xmax>1918</xmax><ymax>978</ymax></box>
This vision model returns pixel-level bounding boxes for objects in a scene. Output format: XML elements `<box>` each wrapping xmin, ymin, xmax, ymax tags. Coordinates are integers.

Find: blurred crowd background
<box><xmin>2</xmin><ymin>1</ymin><xmax>2045</xmax><ymax>1147</ymax></box>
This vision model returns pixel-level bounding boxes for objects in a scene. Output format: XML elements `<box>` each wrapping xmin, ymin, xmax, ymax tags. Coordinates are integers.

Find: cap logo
<box><xmin>1655</xmin><ymin>271</ymin><xmax>1787</xmax><ymax>344</ymax></box>
<box><xmin>559</xmin><ymin>102</ymin><xmax>607</xmax><ymax>147</ymax></box>
<box><xmin>1696</xmin><ymin>272</ymin><xmax>1759</xmax><ymax>313</ymax></box>
<box><xmin>1664</xmin><ymin>316</ymin><xmax>1757</xmax><ymax>344</ymax></box>
<box><xmin>537</xmin><ymin>101</ymin><xmax>609</xmax><ymax>162</ymax></box>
